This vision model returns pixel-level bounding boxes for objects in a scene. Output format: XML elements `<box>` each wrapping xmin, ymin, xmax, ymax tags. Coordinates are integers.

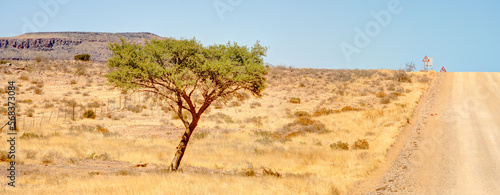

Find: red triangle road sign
<box><xmin>422</xmin><ymin>56</ymin><xmax>429</xmax><ymax>62</ymax></box>
<box><xmin>440</xmin><ymin>66</ymin><xmax>447</xmax><ymax>72</ymax></box>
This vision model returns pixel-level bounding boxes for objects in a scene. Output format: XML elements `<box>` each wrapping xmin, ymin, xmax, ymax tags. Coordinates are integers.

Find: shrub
<box><xmin>19</xmin><ymin>99</ymin><xmax>33</xmax><ymax>104</ymax></box>
<box><xmin>375</xmin><ymin>91</ymin><xmax>387</xmax><ymax>98</ymax></box>
<box><xmin>250</xmin><ymin>102</ymin><xmax>261</xmax><ymax>108</ymax></box>
<box><xmin>330</xmin><ymin>141</ymin><xmax>349</xmax><ymax>150</ymax></box>
<box><xmin>276</xmin><ymin>116</ymin><xmax>329</xmax><ymax>139</ymax></box>
<box><xmin>380</xmin><ymin>97</ymin><xmax>391</xmax><ymax>104</ymax></box>
<box><xmin>0</xmin><ymin>151</ymin><xmax>10</xmax><ymax>162</ymax></box>
<box><xmin>228</xmin><ymin>100</ymin><xmax>241</xmax><ymax>107</ymax></box>
<box><xmin>0</xmin><ymin>60</ymin><xmax>8</xmax><ymax>64</ymax></box>
<box><xmin>263</xmin><ymin>168</ymin><xmax>282</xmax><ymax>177</ymax></box>
<box><xmin>96</xmin><ymin>125</ymin><xmax>110</xmax><ymax>134</ymax></box>
<box><xmin>70</xmin><ymin>80</ymin><xmax>78</xmax><ymax>85</ymax></box>
<box><xmin>0</xmin><ymin>107</ymin><xmax>7</xmax><ymax>115</ymax></box>
<box><xmin>352</xmin><ymin>139</ymin><xmax>369</xmax><ymax>150</ymax></box>
<box><xmin>393</xmin><ymin>70</ymin><xmax>411</xmax><ymax>82</ymax></box>
<box><xmin>19</xmin><ymin>74</ymin><xmax>29</xmax><ymax>81</ymax></box>
<box><xmin>243</xmin><ymin>167</ymin><xmax>256</xmax><ymax>177</ymax></box>
<box><xmin>20</xmin><ymin>132</ymin><xmax>46</xmax><ymax>139</ymax></box>
<box><xmin>289</xmin><ymin>97</ymin><xmax>301</xmax><ymax>104</ymax></box>
<box><xmin>26</xmin><ymin>108</ymin><xmax>35</xmax><ymax>117</ymax></box>
<box><xmin>193</xmin><ymin>131</ymin><xmax>210</xmax><ymax>139</ymax></box>
<box><xmin>34</xmin><ymin>87</ymin><xmax>43</xmax><ymax>95</ymax></box>
<box><xmin>126</xmin><ymin>104</ymin><xmax>143</xmax><ymax>113</ymax></box>
<box><xmin>43</xmin><ymin>102</ymin><xmax>54</xmax><ymax>108</ymax></box>
<box><xmin>405</xmin><ymin>62</ymin><xmax>416</xmax><ymax>72</ymax></box>
<box><xmin>87</xmin><ymin>152</ymin><xmax>110</xmax><ymax>161</ymax></box>
<box><xmin>74</xmin><ymin>54</ymin><xmax>91</xmax><ymax>61</ymax></box>
<box><xmin>312</xmin><ymin>107</ymin><xmax>334</xmax><ymax>117</ymax></box>
<box><xmin>83</xmin><ymin>109</ymin><xmax>96</xmax><ymax>119</ymax></box>
<box><xmin>245</xmin><ymin>116</ymin><xmax>264</xmax><ymax>127</ymax></box>
<box><xmin>294</xmin><ymin>110</ymin><xmax>310</xmax><ymax>117</ymax></box>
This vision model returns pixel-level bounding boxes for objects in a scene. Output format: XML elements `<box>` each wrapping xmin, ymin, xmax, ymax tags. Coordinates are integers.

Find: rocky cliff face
<box><xmin>0</xmin><ymin>32</ymin><xmax>162</xmax><ymax>61</ymax></box>
<box><xmin>0</xmin><ymin>38</ymin><xmax>82</xmax><ymax>50</ymax></box>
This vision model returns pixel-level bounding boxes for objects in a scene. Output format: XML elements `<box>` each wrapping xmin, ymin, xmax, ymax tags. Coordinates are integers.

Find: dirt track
<box><xmin>357</xmin><ymin>72</ymin><xmax>500</xmax><ymax>194</ymax></box>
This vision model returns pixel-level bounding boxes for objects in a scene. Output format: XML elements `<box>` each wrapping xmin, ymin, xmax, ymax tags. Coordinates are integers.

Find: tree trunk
<box><xmin>169</xmin><ymin>116</ymin><xmax>199</xmax><ymax>171</ymax></box>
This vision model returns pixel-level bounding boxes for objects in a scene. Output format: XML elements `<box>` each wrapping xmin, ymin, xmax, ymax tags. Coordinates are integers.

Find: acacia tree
<box><xmin>106</xmin><ymin>38</ymin><xmax>267</xmax><ymax>170</ymax></box>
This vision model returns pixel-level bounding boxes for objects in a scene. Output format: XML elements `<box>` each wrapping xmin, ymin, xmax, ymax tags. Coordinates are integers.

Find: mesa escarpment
<box><xmin>0</xmin><ymin>32</ymin><xmax>162</xmax><ymax>61</ymax></box>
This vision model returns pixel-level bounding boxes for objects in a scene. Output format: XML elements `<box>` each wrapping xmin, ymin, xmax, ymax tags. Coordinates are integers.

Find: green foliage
<box><xmin>83</xmin><ymin>109</ymin><xmax>96</xmax><ymax>119</ymax></box>
<box><xmin>106</xmin><ymin>37</ymin><xmax>268</xmax><ymax>124</ymax></box>
<box><xmin>74</xmin><ymin>54</ymin><xmax>91</xmax><ymax>61</ymax></box>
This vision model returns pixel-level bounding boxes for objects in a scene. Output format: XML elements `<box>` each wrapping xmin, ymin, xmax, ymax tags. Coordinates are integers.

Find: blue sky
<box><xmin>1</xmin><ymin>0</ymin><xmax>499</xmax><ymax>72</ymax></box>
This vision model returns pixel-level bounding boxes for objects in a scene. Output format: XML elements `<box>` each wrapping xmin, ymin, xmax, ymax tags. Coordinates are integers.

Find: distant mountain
<box><xmin>0</xmin><ymin>32</ymin><xmax>163</xmax><ymax>61</ymax></box>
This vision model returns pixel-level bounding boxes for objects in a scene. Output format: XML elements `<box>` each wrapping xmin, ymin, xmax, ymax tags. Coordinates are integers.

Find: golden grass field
<box><xmin>0</xmin><ymin>60</ymin><xmax>435</xmax><ymax>194</ymax></box>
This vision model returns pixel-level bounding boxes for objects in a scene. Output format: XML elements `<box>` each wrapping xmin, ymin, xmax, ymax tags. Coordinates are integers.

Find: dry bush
<box><xmin>276</xmin><ymin>116</ymin><xmax>329</xmax><ymax>139</ymax></box>
<box><xmin>243</xmin><ymin>167</ymin><xmax>256</xmax><ymax>177</ymax></box>
<box><xmin>43</xmin><ymin>102</ymin><xmax>54</xmax><ymax>108</ymax></box>
<box><xmin>418</xmin><ymin>75</ymin><xmax>431</xmax><ymax>83</ymax></box>
<box><xmin>0</xmin><ymin>107</ymin><xmax>7</xmax><ymax>115</ymax></box>
<box><xmin>249</xmin><ymin>102</ymin><xmax>261</xmax><ymax>108</ymax></box>
<box><xmin>95</xmin><ymin>125</ymin><xmax>110</xmax><ymax>134</ymax></box>
<box><xmin>386</xmin><ymin>82</ymin><xmax>396</xmax><ymax>91</ymax></box>
<box><xmin>19</xmin><ymin>74</ymin><xmax>30</xmax><ymax>81</ymax></box>
<box><xmin>289</xmin><ymin>97</ymin><xmax>301</xmax><ymax>104</ymax></box>
<box><xmin>245</xmin><ymin>116</ymin><xmax>264</xmax><ymax>126</ymax></box>
<box><xmin>380</xmin><ymin>97</ymin><xmax>391</xmax><ymax>104</ymax></box>
<box><xmin>263</xmin><ymin>168</ymin><xmax>282</xmax><ymax>177</ymax></box>
<box><xmin>74</xmin><ymin>63</ymin><xmax>87</xmax><ymax>76</ymax></box>
<box><xmin>26</xmin><ymin>108</ymin><xmax>35</xmax><ymax>117</ymax></box>
<box><xmin>375</xmin><ymin>91</ymin><xmax>387</xmax><ymax>98</ymax></box>
<box><xmin>294</xmin><ymin>110</ymin><xmax>310</xmax><ymax>117</ymax></box>
<box><xmin>352</xmin><ymin>139</ymin><xmax>369</xmax><ymax>150</ymax></box>
<box><xmin>18</xmin><ymin>99</ymin><xmax>33</xmax><ymax>104</ymax></box>
<box><xmin>20</xmin><ymin>132</ymin><xmax>46</xmax><ymax>139</ymax></box>
<box><xmin>228</xmin><ymin>100</ymin><xmax>241</xmax><ymax>107</ymax></box>
<box><xmin>312</xmin><ymin>107</ymin><xmax>334</xmax><ymax>117</ymax></box>
<box><xmin>87</xmin><ymin>152</ymin><xmax>110</xmax><ymax>161</ymax></box>
<box><xmin>34</xmin><ymin>87</ymin><xmax>43</xmax><ymax>95</ymax></box>
<box><xmin>83</xmin><ymin>109</ymin><xmax>96</xmax><ymax>119</ymax></box>
<box><xmin>207</xmin><ymin>113</ymin><xmax>233</xmax><ymax>123</ymax></box>
<box><xmin>41</xmin><ymin>152</ymin><xmax>58</xmax><ymax>164</ymax></box>
<box><xmin>0</xmin><ymin>151</ymin><xmax>10</xmax><ymax>162</ymax></box>
<box><xmin>193</xmin><ymin>130</ymin><xmax>210</xmax><ymax>139</ymax></box>
<box><xmin>330</xmin><ymin>141</ymin><xmax>349</xmax><ymax>150</ymax></box>
<box><xmin>126</xmin><ymin>104</ymin><xmax>144</xmax><ymax>113</ymax></box>
<box><xmin>340</xmin><ymin>105</ymin><xmax>362</xmax><ymax>112</ymax></box>
<box><xmin>70</xmin><ymin>79</ymin><xmax>78</xmax><ymax>85</ymax></box>
<box><xmin>393</xmin><ymin>70</ymin><xmax>412</xmax><ymax>82</ymax></box>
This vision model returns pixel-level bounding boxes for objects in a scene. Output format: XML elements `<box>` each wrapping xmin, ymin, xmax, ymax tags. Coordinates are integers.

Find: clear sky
<box><xmin>1</xmin><ymin>0</ymin><xmax>499</xmax><ymax>72</ymax></box>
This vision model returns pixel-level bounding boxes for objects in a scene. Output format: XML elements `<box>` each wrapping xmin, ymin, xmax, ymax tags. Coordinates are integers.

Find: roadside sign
<box><xmin>423</xmin><ymin>56</ymin><xmax>433</xmax><ymax>71</ymax></box>
<box><xmin>422</xmin><ymin>56</ymin><xmax>429</xmax><ymax>62</ymax></box>
<box><xmin>440</xmin><ymin>66</ymin><xmax>447</xmax><ymax>72</ymax></box>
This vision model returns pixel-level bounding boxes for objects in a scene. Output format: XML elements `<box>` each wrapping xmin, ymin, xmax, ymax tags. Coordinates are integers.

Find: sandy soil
<box><xmin>354</xmin><ymin>72</ymin><xmax>500</xmax><ymax>194</ymax></box>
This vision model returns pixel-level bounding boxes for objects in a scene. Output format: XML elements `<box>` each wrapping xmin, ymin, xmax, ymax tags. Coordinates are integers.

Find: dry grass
<box><xmin>0</xmin><ymin>61</ymin><xmax>436</xmax><ymax>194</ymax></box>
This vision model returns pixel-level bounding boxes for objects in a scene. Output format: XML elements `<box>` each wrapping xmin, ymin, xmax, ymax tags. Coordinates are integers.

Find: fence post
<box><xmin>40</xmin><ymin>113</ymin><xmax>44</xmax><ymax>129</ymax></box>
<box><xmin>48</xmin><ymin>111</ymin><xmax>53</xmax><ymax>124</ymax></box>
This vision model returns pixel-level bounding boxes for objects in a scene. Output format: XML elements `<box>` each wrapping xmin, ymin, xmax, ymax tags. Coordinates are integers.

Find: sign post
<box><xmin>422</xmin><ymin>56</ymin><xmax>433</xmax><ymax>71</ymax></box>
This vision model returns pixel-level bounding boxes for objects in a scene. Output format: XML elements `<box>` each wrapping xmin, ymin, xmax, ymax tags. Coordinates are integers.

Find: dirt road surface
<box><xmin>357</xmin><ymin>72</ymin><xmax>500</xmax><ymax>194</ymax></box>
